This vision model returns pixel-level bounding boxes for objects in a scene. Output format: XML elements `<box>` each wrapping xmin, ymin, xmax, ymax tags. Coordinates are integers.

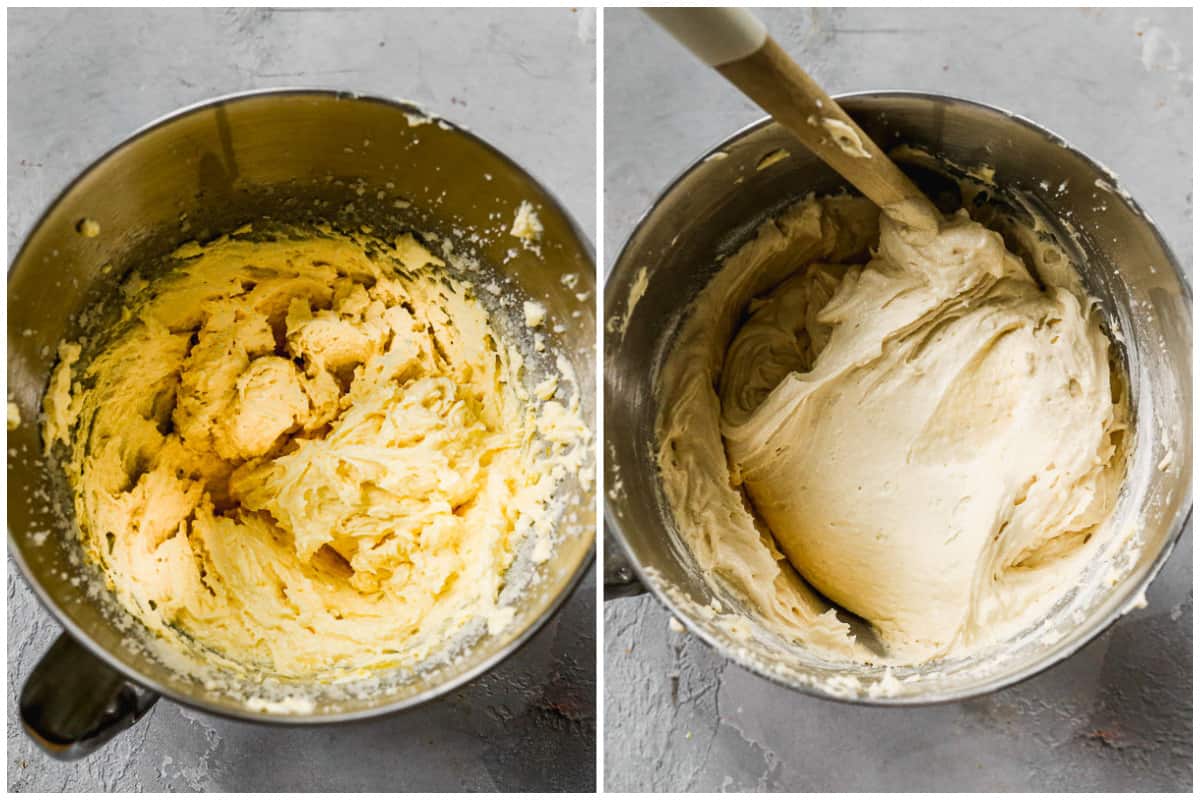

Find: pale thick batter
<box><xmin>658</xmin><ymin>196</ymin><xmax>1129</xmax><ymax>664</ymax></box>
<box><xmin>44</xmin><ymin>228</ymin><xmax>584</xmax><ymax>680</ymax></box>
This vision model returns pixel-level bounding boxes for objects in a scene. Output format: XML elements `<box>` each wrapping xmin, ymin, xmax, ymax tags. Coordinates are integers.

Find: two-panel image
<box><xmin>7</xmin><ymin>5</ymin><xmax>1191</xmax><ymax>795</ymax></box>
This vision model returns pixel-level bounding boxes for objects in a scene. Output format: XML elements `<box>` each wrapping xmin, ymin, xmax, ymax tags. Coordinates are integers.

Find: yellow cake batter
<box><xmin>658</xmin><ymin>196</ymin><xmax>1129</xmax><ymax>664</ymax></box>
<box><xmin>43</xmin><ymin>228</ymin><xmax>584</xmax><ymax>680</ymax></box>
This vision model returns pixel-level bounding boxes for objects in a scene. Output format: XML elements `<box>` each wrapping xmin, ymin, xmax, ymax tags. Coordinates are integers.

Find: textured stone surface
<box><xmin>8</xmin><ymin>7</ymin><xmax>596</xmax><ymax>792</ymax></box>
<box><xmin>604</xmin><ymin>7</ymin><xmax>1191</xmax><ymax>792</ymax></box>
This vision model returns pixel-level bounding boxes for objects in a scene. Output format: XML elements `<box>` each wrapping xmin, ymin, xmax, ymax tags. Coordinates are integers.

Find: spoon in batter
<box><xmin>645</xmin><ymin>7</ymin><xmax>942</xmax><ymax>233</ymax></box>
<box><xmin>646</xmin><ymin>7</ymin><xmax>1133</xmax><ymax>665</ymax></box>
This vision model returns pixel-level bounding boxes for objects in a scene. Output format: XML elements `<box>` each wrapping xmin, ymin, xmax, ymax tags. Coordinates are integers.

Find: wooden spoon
<box><xmin>645</xmin><ymin>7</ymin><xmax>941</xmax><ymax>232</ymax></box>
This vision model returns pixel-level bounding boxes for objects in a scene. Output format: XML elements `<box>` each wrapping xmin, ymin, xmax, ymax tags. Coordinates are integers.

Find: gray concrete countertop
<box><xmin>8</xmin><ymin>8</ymin><xmax>596</xmax><ymax>792</ymax></box>
<box><xmin>604</xmin><ymin>7</ymin><xmax>1191</xmax><ymax>792</ymax></box>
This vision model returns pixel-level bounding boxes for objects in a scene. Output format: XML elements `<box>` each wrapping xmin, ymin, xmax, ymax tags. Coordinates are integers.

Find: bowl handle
<box><xmin>20</xmin><ymin>632</ymin><xmax>159</xmax><ymax>760</ymax></box>
<box><xmin>603</xmin><ymin>526</ymin><xmax>646</xmax><ymax>600</ymax></box>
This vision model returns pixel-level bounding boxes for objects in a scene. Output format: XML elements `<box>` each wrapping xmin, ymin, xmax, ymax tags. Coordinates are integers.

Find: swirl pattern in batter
<box><xmin>658</xmin><ymin>195</ymin><xmax>1129</xmax><ymax>664</ymax></box>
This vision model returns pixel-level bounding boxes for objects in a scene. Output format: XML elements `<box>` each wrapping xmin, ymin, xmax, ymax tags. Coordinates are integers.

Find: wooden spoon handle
<box><xmin>646</xmin><ymin>8</ymin><xmax>940</xmax><ymax>231</ymax></box>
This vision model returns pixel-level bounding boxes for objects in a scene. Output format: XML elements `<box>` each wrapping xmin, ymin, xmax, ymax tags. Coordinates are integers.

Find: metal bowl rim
<box><xmin>603</xmin><ymin>88</ymin><xmax>1192</xmax><ymax>706</ymax></box>
<box><xmin>9</xmin><ymin>86</ymin><xmax>597</xmax><ymax>724</ymax></box>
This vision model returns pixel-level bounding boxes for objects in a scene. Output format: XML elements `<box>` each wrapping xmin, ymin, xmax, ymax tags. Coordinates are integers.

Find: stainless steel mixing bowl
<box><xmin>604</xmin><ymin>91</ymin><xmax>1191</xmax><ymax>704</ymax></box>
<box><xmin>8</xmin><ymin>89</ymin><xmax>595</xmax><ymax>756</ymax></box>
